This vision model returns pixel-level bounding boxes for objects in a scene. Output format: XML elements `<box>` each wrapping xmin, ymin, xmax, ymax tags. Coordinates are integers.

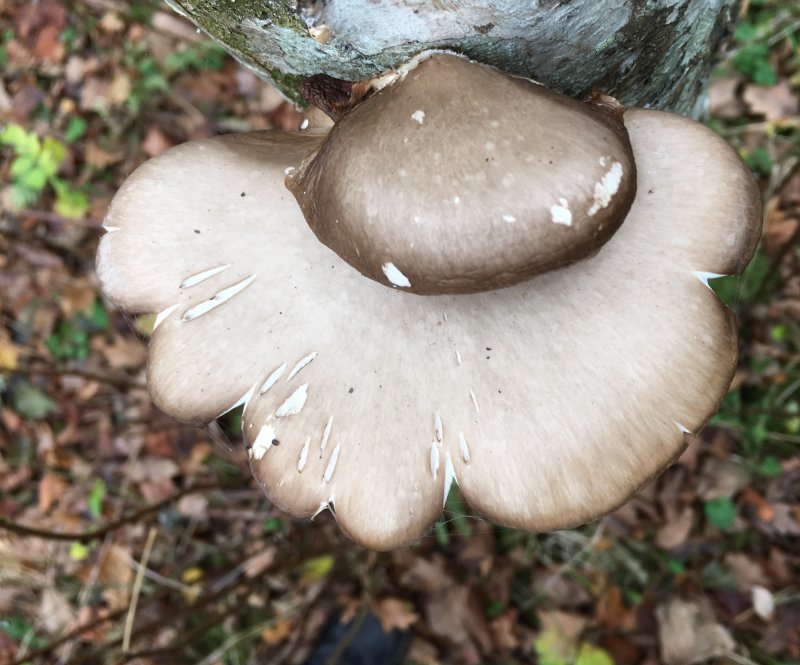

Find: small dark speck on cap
<box><xmin>348</xmin><ymin>387</ymin><xmax>354</xmax><ymax>393</ymax></box>
<box><xmin>194</xmin><ymin>229</ymin><xmax>201</xmax><ymax>234</ymax></box>
<box><xmin>648</xmin><ymin>189</ymin><xmax>654</xmax><ymax>194</ymax></box>
<box><xmin>271</xmin><ymin>438</ymin><xmax>280</xmax><ymax>446</ymax></box>
<box><xmin>241</xmin><ymin>192</ymin><xmax>246</xmax><ymax>197</ymax></box>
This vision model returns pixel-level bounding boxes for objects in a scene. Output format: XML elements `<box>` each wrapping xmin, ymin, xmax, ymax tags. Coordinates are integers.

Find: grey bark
<box><xmin>166</xmin><ymin>0</ymin><xmax>741</xmax><ymax>115</ymax></box>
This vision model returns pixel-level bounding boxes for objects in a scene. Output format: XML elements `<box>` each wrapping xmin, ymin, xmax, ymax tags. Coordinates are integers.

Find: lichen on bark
<box><xmin>166</xmin><ymin>0</ymin><xmax>742</xmax><ymax>114</ymax></box>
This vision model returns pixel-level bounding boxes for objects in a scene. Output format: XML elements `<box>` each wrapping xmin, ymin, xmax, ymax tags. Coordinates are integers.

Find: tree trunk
<box><xmin>166</xmin><ymin>0</ymin><xmax>741</xmax><ymax>115</ymax></box>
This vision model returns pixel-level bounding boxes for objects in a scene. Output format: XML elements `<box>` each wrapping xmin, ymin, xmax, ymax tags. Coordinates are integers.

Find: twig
<box><xmin>17</xmin><ymin>208</ymin><xmax>103</xmax><ymax>228</ymax></box>
<box><xmin>6</xmin><ymin>607</ymin><xmax>128</xmax><ymax>665</ymax></box>
<box><xmin>0</xmin><ymin>481</ymin><xmax>228</xmax><ymax>542</ymax></box>
<box><xmin>1</xmin><ymin>362</ymin><xmax>146</xmax><ymax>391</ymax></box>
<box><xmin>123</xmin><ymin>527</ymin><xmax>158</xmax><ymax>653</ymax></box>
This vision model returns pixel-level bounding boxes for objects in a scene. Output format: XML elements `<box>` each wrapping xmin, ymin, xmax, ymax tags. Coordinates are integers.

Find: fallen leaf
<box><xmin>39</xmin><ymin>589</ymin><xmax>73</xmax><ymax>634</ymax></box>
<box><xmin>261</xmin><ymin>618</ymin><xmax>293</xmax><ymax>645</ymax></box>
<box><xmin>243</xmin><ymin>546</ymin><xmax>277</xmax><ymax>578</ymax></box>
<box><xmin>375</xmin><ymin>597</ymin><xmax>419</xmax><ymax>632</ymax></box>
<box><xmin>656</xmin><ymin>506</ymin><xmax>694</xmax><ymax>550</ymax></box>
<box><xmin>656</xmin><ymin>597</ymin><xmax>735</xmax><ymax>665</ymax></box>
<box><xmin>743</xmin><ymin>80</ymin><xmax>800</xmax><ymax>121</ymax></box>
<box><xmin>709</xmin><ymin>75</ymin><xmax>745</xmax><ymax>119</ymax></box>
<box><xmin>38</xmin><ymin>472</ymin><xmax>69</xmax><ymax>512</ymax></box>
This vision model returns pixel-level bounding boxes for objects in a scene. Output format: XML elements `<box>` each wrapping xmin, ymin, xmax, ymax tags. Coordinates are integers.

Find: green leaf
<box><xmin>745</xmin><ymin>147</ymin><xmax>773</xmax><ymax>176</ymax></box>
<box><xmin>576</xmin><ymin>644</ymin><xmax>615</xmax><ymax>665</ymax></box>
<box><xmin>262</xmin><ymin>517</ymin><xmax>285</xmax><ymax>534</ymax></box>
<box><xmin>21</xmin><ymin>167</ymin><xmax>47</xmax><ymax>191</ymax></box>
<box><xmin>53</xmin><ymin>181</ymin><xmax>89</xmax><ymax>219</ymax></box>
<box><xmin>88</xmin><ymin>478</ymin><xmax>106</xmax><ymax>519</ymax></box>
<box><xmin>0</xmin><ymin>123</ymin><xmax>40</xmax><ymax>154</ymax></box>
<box><xmin>64</xmin><ymin>116</ymin><xmax>88</xmax><ymax>142</ymax></box>
<box><xmin>70</xmin><ymin>541</ymin><xmax>90</xmax><ymax>561</ymax></box>
<box><xmin>300</xmin><ymin>555</ymin><xmax>335</xmax><ymax>580</ymax></box>
<box><xmin>39</xmin><ymin>136</ymin><xmax>67</xmax><ymax>177</ymax></box>
<box><xmin>758</xmin><ymin>456</ymin><xmax>783</xmax><ymax>477</ymax></box>
<box><xmin>11</xmin><ymin>380</ymin><xmax>59</xmax><ymax>420</ymax></box>
<box><xmin>534</xmin><ymin>628</ymin><xmax>572</xmax><ymax>665</ymax></box>
<box><xmin>732</xmin><ymin>43</ymin><xmax>776</xmax><ymax>85</ymax></box>
<box><xmin>704</xmin><ymin>497</ymin><xmax>736</xmax><ymax>531</ymax></box>
<box><xmin>10</xmin><ymin>154</ymin><xmax>37</xmax><ymax>177</ymax></box>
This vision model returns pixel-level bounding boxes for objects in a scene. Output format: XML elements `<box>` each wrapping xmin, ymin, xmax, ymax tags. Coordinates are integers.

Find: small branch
<box><xmin>0</xmin><ymin>481</ymin><xmax>228</xmax><ymax>542</ymax></box>
<box><xmin>2</xmin><ymin>361</ymin><xmax>146</xmax><ymax>391</ymax></box>
<box><xmin>123</xmin><ymin>527</ymin><xmax>158</xmax><ymax>653</ymax></box>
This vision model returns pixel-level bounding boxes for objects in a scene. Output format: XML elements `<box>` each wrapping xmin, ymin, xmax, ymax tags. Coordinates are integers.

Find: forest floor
<box><xmin>0</xmin><ymin>1</ymin><xmax>799</xmax><ymax>664</ymax></box>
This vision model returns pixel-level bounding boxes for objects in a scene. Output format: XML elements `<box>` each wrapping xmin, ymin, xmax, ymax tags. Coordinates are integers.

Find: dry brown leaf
<box><xmin>98</xmin><ymin>544</ymin><xmax>133</xmax><ymax>610</ymax></box>
<box><xmin>177</xmin><ymin>493</ymin><xmax>208</xmax><ymax>519</ymax></box>
<box><xmin>743</xmin><ymin>80</ymin><xmax>800</xmax><ymax>121</ymax></box>
<box><xmin>38</xmin><ymin>472</ymin><xmax>69</xmax><ymax>512</ymax></box>
<box><xmin>243</xmin><ymin>546</ymin><xmax>277</xmax><ymax>579</ymax></box>
<box><xmin>709</xmin><ymin>75</ymin><xmax>745</xmax><ymax>119</ymax></box>
<box><xmin>95</xmin><ymin>335</ymin><xmax>147</xmax><ymax>370</ymax></box>
<box><xmin>142</xmin><ymin>125</ymin><xmax>175</xmax><ymax>157</ymax></box>
<box><xmin>656</xmin><ymin>597</ymin><xmax>735</xmax><ymax>665</ymax></box>
<box><xmin>375</xmin><ymin>597</ymin><xmax>419</xmax><ymax>632</ymax></box>
<box><xmin>489</xmin><ymin>609</ymin><xmax>519</xmax><ymax>652</ymax></box>
<box><xmin>85</xmin><ymin>141</ymin><xmax>124</xmax><ymax>169</ymax></box>
<box><xmin>261</xmin><ymin>618</ymin><xmax>294</xmax><ymax>646</ymax></box>
<box><xmin>724</xmin><ymin>552</ymin><xmax>767</xmax><ymax>590</ymax></box>
<box><xmin>764</xmin><ymin>210</ymin><xmax>799</xmax><ymax>254</ymax></box>
<box><xmin>656</xmin><ymin>506</ymin><xmax>694</xmax><ymax>549</ymax></box>
<box><xmin>39</xmin><ymin>588</ymin><xmax>73</xmax><ymax>634</ymax></box>
<box><xmin>697</xmin><ymin>458</ymin><xmax>750</xmax><ymax>500</ymax></box>
<box><xmin>596</xmin><ymin>584</ymin><xmax>637</xmax><ymax>630</ymax></box>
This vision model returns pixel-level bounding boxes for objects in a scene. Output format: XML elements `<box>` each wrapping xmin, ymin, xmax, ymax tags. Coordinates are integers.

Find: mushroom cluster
<box><xmin>97</xmin><ymin>53</ymin><xmax>761</xmax><ymax>550</ymax></box>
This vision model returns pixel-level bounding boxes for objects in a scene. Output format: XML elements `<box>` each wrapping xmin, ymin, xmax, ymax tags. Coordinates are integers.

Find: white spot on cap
<box><xmin>676</xmin><ymin>422</ymin><xmax>692</xmax><ymax>434</ymax></box>
<box><xmin>153</xmin><ymin>304</ymin><xmax>179</xmax><ymax>331</ymax></box>
<box><xmin>288</xmin><ymin>352</ymin><xmax>317</xmax><ymax>380</ymax></box>
<box><xmin>459</xmin><ymin>434</ymin><xmax>471</xmax><ymax>463</ymax></box>
<box><xmin>300</xmin><ymin>118</ymin><xmax>309</xmax><ymax>130</ymax></box>
<box><xmin>693</xmin><ymin>271</ymin><xmax>725</xmax><ymax>289</ymax></box>
<box><xmin>502</xmin><ymin>214</ymin><xmax>517</xmax><ymax>223</ymax></box>
<box><xmin>284</xmin><ymin>166</ymin><xmax>296</xmax><ymax>175</ymax></box>
<box><xmin>260</xmin><ymin>363</ymin><xmax>287</xmax><ymax>394</ymax></box>
<box><xmin>453</xmin><ymin>196</ymin><xmax>461</xmax><ymax>204</ymax></box>
<box><xmin>411</xmin><ymin>110</ymin><xmax>425</xmax><ymax>124</ymax></box>
<box><xmin>550</xmin><ymin>198</ymin><xmax>572</xmax><ymax>226</ymax></box>
<box><xmin>430</xmin><ymin>444</ymin><xmax>440</xmax><ymax>479</ymax></box>
<box><xmin>470</xmin><ymin>389</ymin><xmax>480</xmax><ymax>414</ymax></box>
<box><xmin>182</xmin><ymin>274</ymin><xmax>256</xmax><ymax>321</ymax></box>
<box><xmin>252</xmin><ymin>424</ymin><xmax>276</xmax><ymax>461</ymax></box>
<box><xmin>323</xmin><ymin>443</ymin><xmax>341</xmax><ymax>483</ymax></box>
<box><xmin>442</xmin><ymin>453</ymin><xmax>456</xmax><ymax>506</ymax></box>
<box><xmin>434</xmin><ymin>414</ymin><xmax>443</xmax><ymax>442</ymax></box>
<box><xmin>180</xmin><ymin>264</ymin><xmax>231</xmax><ymax>289</ymax></box>
<box><xmin>320</xmin><ymin>416</ymin><xmax>333</xmax><ymax>450</ymax></box>
<box><xmin>587</xmin><ymin>162</ymin><xmax>623</xmax><ymax>216</ymax></box>
<box><xmin>382</xmin><ymin>262</ymin><xmax>411</xmax><ymax>288</ymax></box>
<box><xmin>276</xmin><ymin>384</ymin><xmax>308</xmax><ymax>417</ymax></box>
<box><xmin>455</xmin><ymin>350</ymin><xmax>462</xmax><ymax>366</ymax></box>
<box><xmin>297</xmin><ymin>437</ymin><xmax>310</xmax><ymax>472</ymax></box>
<box><xmin>217</xmin><ymin>381</ymin><xmax>258</xmax><ymax>419</ymax></box>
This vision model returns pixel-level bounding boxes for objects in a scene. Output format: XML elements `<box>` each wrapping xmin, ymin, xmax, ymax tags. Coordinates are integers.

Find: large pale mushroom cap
<box><xmin>96</xmin><ymin>108</ymin><xmax>760</xmax><ymax>550</ymax></box>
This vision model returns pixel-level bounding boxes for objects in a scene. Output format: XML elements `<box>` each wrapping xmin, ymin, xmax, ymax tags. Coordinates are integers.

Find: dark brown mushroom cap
<box><xmin>95</xmin><ymin>109</ymin><xmax>760</xmax><ymax>551</ymax></box>
<box><xmin>286</xmin><ymin>54</ymin><xmax>637</xmax><ymax>295</ymax></box>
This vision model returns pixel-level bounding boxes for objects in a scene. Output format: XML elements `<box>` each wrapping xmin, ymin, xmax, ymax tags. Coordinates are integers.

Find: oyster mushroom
<box><xmin>286</xmin><ymin>54</ymin><xmax>637</xmax><ymax>294</ymax></box>
<box><xmin>96</xmin><ymin>58</ymin><xmax>761</xmax><ymax>550</ymax></box>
